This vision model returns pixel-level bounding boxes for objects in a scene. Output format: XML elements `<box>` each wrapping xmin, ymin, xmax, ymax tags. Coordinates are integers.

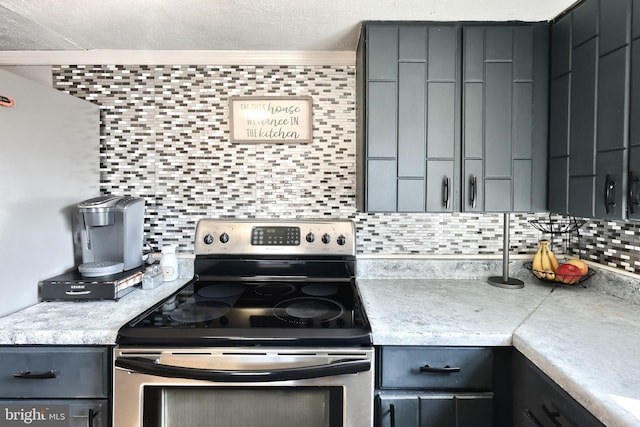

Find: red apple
<box><xmin>565</xmin><ymin>259</ymin><xmax>589</xmax><ymax>276</ymax></box>
<box><xmin>555</xmin><ymin>263</ymin><xmax>583</xmax><ymax>284</ymax></box>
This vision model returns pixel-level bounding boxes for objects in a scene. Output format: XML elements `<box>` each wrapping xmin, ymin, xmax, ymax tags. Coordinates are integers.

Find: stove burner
<box><xmin>168</xmin><ymin>301</ymin><xmax>231</xmax><ymax>324</ymax></box>
<box><xmin>285</xmin><ymin>301</ymin><xmax>330</xmax><ymax>319</ymax></box>
<box><xmin>273</xmin><ymin>297</ymin><xmax>344</xmax><ymax>324</ymax></box>
<box><xmin>197</xmin><ymin>283</ymin><xmax>245</xmax><ymax>299</ymax></box>
<box><xmin>301</xmin><ymin>283</ymin><xmax>338</xmax><ymax>297</ymax></box>
<box><xmin>254</xmin><ymin>283</ymin><xmax>296</xmax><ymax>297</ymax></box>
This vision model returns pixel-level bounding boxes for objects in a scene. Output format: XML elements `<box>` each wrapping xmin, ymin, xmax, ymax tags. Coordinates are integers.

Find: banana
<box><xmin>546</xmin><ymin>244</ymin><xmax>560</xmax><ymax>273</ymax></box>
<box><xmin>540</xmin><ymin>245</ymin><xmax>555</xmax><ymax>280</ymax></box>
<box><xmin>532</xmin><ymin>242</ymin><xmax>545</xmax><ymax>279</ymax></box>
<box><xmin>532</xmin><ymin>240</ymin><xmax>556</xmax><ymax>280</ymax></box>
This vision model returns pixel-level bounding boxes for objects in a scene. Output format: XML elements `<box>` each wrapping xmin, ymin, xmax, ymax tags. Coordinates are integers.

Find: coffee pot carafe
<box><xmin>77</xmin><ymin>195</ymin><xmax>144</xmax><ymax>277</ymax></box>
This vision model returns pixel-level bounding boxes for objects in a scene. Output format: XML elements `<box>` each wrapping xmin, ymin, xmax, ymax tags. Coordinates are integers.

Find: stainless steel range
<box><xmin>113</xmin><ymin>219</ymin><xmax>373</xmax><ymax>427</ymax></box>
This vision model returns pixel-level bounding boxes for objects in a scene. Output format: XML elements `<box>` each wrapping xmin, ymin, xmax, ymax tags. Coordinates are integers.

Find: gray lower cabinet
<box><xmin>512</xmin><ymin>351</ymin><xmax>604</xmax><ymax>427</ymax></box>
<box><xmin>375</xmin><ymin>346</ymin><xmax>511</xmax><ymax>427</ymax></box>
<box><xmin>357</xmin><ymin>22</ymin><xmax>548</xmax><ymax>213</ymax></box>
<box><xmin>0</xmin><ymin>346</ymin><xmax>110</xmax><ymax>427</ymax></box>
<box><xmin>377</xmin><ymin>392</ymin><xmax>493</xmax><ymax>427</ymax></box>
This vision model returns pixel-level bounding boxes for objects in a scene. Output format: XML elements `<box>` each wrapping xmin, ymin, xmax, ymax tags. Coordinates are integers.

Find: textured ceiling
<box><xmin>0</xmin><ymin>0</ymin><xmax>579</xmax><ymax>52</ymax></box>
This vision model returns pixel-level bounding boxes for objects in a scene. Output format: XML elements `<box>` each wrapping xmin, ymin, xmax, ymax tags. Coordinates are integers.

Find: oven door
<box><xmin>113</xmin><ymin>347</ymin><xmax>373</xmax><ymax>427</ymax></box>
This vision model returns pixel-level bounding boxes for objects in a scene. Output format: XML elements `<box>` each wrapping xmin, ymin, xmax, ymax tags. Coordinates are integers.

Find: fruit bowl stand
<box><xmin>524</xmin><ymin>261</ymin><xmax>597</xmax><ymax>290</ymax></box>
<box><xmin>527</xmin><ymin>215</ymin><xmax>596</xmax><ymax>291</ymax></box>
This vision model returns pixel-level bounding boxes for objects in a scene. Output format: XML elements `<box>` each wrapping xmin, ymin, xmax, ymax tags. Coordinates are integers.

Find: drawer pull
<box><xmin>524</xmin><ymin>408</ymin><xmax>544</xmax><ymax>426</ymax></box>
<box><xmin>542</xmin><ymin>404</ymin><xmax>566</xmax><ymax>427</ymax></box>
<box><xmin>65</xmin><ymin>290</ymin><xmax>92</xmax><ymax>296</ymax></box>
<box><xmin>13</xmin><ymin>370</ymin><xmax>57</xmax><ymax>379</ymax></box>
<box><xmin>419</xmin><ymin>364</ymin><xmax>461</xmax><ymax>374</ymax></box>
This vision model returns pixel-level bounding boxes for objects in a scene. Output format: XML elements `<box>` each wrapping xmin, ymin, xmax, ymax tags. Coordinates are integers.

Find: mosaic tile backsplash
<box><xmin>52</xmin><ymin>64</ymin><xmax>640</xmax><ymax>275</ymax></box>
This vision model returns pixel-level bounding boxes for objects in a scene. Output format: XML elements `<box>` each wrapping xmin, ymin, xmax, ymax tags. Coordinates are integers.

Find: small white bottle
<box><xmin>160</xmin><ymin>245</ymin><xmax>179</xmax><ymax>281</ymax></box>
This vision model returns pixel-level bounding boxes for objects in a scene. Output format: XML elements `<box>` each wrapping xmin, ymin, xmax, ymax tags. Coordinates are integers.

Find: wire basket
<box><xmin>528</xmin><ymin>214</ymin><xmax>588</xmax><ymax>264</ymax></box>
<box><xmin>524</xmin><ymin>261</ymin><xmax>596</xmax><ymax>290</ymax></box>
<box><xmin>528</xmin><ymin>217</ymin><xmax>585</xmax><ymax>234</ymax></box>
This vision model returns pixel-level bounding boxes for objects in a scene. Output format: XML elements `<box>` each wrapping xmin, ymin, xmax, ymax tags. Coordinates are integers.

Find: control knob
<box><xmin>321</xmin><ymin>233</ymin><xmax>331</xmax><ymax>244</ymax></box>
<box><xmin>306</xmin><ymin>232</ymin><xmax>315</xmax><ymax>243</ymax></box>
<box><xmin>337</xmin><ymin>235</ymin><xmax>347</xmax><ymax>246</ymax></box>
<box><xmin>203</xmin><ymin>234</ymin><xmax>214</xmax><ymax>245</ymax></box>
<box><xmin>219</xmin><ymin>232</ymin><xmax>230</xmax><ymax>244</ymax></box>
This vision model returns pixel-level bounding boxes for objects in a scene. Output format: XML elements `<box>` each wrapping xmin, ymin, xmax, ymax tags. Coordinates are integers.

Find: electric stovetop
<box><xmin>116</xmin><ymin>219</ymin><xmax>372</xmax><ymax>347</ymax></box>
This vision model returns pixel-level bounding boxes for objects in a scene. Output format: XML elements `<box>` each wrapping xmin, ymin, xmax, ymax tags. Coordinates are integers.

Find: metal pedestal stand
<box><xmin>488</xmin><ymin>213</ymin><xmax>524</xmax><ymax>289</ymax></box>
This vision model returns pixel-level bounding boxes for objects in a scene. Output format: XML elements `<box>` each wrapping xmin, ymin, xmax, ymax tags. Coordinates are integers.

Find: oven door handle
<box><xmin>115</xmin><ymin>357</ymin><xmax>371</xmax><ymax>382</ymax></box>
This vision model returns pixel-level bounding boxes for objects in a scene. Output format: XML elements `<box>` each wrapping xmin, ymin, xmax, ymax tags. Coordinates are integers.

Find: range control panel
<box><xmin>251</xmin><ymin>226</ymin><xmax>301</xmax><ymax>246</ymax></box>
<box><xmin>194</xmin><ymin>219</ymin><xmax>355</xmax><ymax>256</ymax></box>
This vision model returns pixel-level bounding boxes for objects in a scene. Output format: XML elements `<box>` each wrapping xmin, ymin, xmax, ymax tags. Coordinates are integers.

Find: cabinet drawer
<box><xmin>0</xmin><ymin>347</ymin><xmax>109</xmax><ymax>398</ymax></box>
<box><xmin>379</xmin><ymin>347</ymin><xmax>493</xmax><ymax>390</ymax></box>
<box><xmin>513</xmin><ymin>352</ymin><xmax>604</xmax><ymax>427</ymax></box>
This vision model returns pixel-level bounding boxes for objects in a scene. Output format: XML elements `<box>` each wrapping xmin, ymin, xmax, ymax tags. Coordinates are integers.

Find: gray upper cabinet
<box><xmin>596</xmin><ymin>0</ymin><xmax>630</xmax><ymax>220</ymax></box>
<box><xmin>570</xmin><ymin>36</ymin><xmax>598</xmax><ymax>218</ymax></box>
<box><xmin>629</xmin><ymin>0</ymin><xmax>640</xmax><ymax>220</ymax></box>
<box><xmin>573</xmin><ymin>0</ymin><xmax>599</xmax><ymax>48</ymax></box>
<box><xmin>548</xmin><ymin>15</ymin><xmax>572</xmax><ymax>214</ymax></box>
<box><xmin>462</xmin><ymin>25</ymin><xmax>548</xmax><ymax>212</ymax></box>
<box><xmin>629</xmin><ymin>144</ymin><xmax>640</xmax><ymax>219</ymax></box>
<box><xmin>357</xmin><ymin>22</ymin><xmax>548</xmax><ymax>213</ymax></box>
<box><xmin>358</xmin><ymin>23</ymin><xmax>460</xmax><ymax>213</ymax></box>
<box><xmin>549</xmin><ymin>0</ymin><xmax>638</xmax><ymax>220</ymax></box>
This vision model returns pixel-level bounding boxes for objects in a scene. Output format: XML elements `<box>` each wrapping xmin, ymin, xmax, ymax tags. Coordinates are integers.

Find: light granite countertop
<box><xmin>513</xmin><ymin>286</ymin><xmax>640</xmax><ymax>427</ymax></box>
<box><xmin>0</xmin><ymin>278</ymin><xmax>190</xmax><ymax>345</ymax></box>
<box><xmin>357</xmin><ymin>278</ymin><xmax>553</xmax><ymax>346</ymax></box>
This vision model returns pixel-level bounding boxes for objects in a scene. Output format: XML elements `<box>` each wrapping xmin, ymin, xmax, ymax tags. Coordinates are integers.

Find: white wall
<box><xmin>0</xmin><ymin>65</ymin><xmax>52</xmax><ymax>86</ymax></box>
<box><xmin>0</xmin><ymin>69</ymin><xmax>100</xmax><ymax>317</ymax></box>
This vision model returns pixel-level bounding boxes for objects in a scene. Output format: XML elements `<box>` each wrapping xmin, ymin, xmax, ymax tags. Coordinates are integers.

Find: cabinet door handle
<box><xmin>87</xmin><ymin>408</ymin><xmax>97</xmax><ymax>427</ymax></box>
<box><xmin>542</xmin><ymin>403</ymin><xmax>566</xmax><ymax>427</ymax></box>
<box><xmin>604</xmin><ymin>174</ymin><xmax>616</xmax><ymax>214</ymax></box>
<box><xmin>470</xmin><ymin>175</ymin><xmax>477</xmax><ymax>209</ymax></box>
<box><xmin>419</xmin><ymin>364</ymin><xmax>461</xmax><ymax>373</ymax></box>
<box><xmin>629</xmin><ymin>171</ymin><xmax>639</xmax><ymax>215</ymax></box>
<box><xmin>13</xmin><ymin>370</ymin><xmax>57</xmax><ymax>379</ymax></box>
<box><xmin>443</xmin><ymin>177</ymin><xmax>450</xmax><ymax>209</ymax></box>
<box><xmin>524</xmin><ymin>408</ymin><xmax>545</xmax><ymax>426</ymax></box>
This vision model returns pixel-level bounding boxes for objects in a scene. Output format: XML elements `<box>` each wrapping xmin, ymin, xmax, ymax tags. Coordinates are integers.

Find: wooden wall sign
<box><xmin>229</xmin><ymin>96</ymin><xmax>313</xmax><ymax>143</ymax></box>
